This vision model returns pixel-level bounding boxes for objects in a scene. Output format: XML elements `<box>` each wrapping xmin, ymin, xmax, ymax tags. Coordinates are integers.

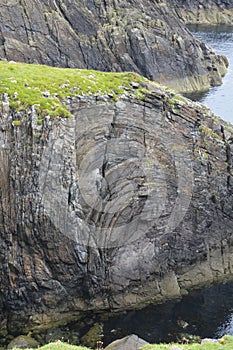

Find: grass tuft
<box><xmin>141</xmin><ymin>335</ymin><xmax>233</xmax><ymax>350</ymax></box>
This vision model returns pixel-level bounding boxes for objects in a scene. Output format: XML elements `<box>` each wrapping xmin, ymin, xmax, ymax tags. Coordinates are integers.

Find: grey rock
<box><xmin>170</xmin><ymin>0</ymin><xmax>233</xmax><ymax>25</ymax></box>
<box><xmin>0</xmin><ymin>0</ymin><xmax>230</xmax><ymax>93</ymax></box>
<box><xmin>169</xmin><ymin>346</ymin><xmax>183</xmax><ymax>350</ymax></box>
<box><xmin>0</xmin><ymin>85</ymin><xmax>233</xmax><ymax>342</ymax></box>
<box><xmin>104</xmin><ymin>334</ymin><xmax>148</xmax><ymax>350</ymax></box>
<box><xmin>7</xmin><ymin>335</ymin><xmax>39</xmax><ymax>349</ymax></box>
<box><xmin>201</xmin><ymin>338</ymin><xmax>218</xmax><ymax>344</ymax></box>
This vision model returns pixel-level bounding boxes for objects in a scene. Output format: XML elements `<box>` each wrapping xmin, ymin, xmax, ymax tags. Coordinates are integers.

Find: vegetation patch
<box><xmin>13</xmin><ymin>341</ymin><xmax>91</xmax><ymax>350</ymax></box>
<box><xmin>142</xmin><ymin>335</ymin><xmax>233</xmax><ymax>350</ymax></box>
<box><xmin>0</xmin><ymin>61</ymin><xmax>189</xmax><ymax>121</ymax></box>
<box><xmin>198</xmin><ymin>124</ymin><xmax>222</xmax><ymax>140</ymax></box>
<box><xmin>0</xmin><ymin>61</ymin><xmax>152</xmax><ymax>119</ymax></box>
<box><xmin>11</xmin><ymin>335</ymin><xmax>233</xmax><ymax>350</ymax></box>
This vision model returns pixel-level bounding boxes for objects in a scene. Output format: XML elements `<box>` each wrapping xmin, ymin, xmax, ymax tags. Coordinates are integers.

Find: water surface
<box><xmin>103</xmin><ymin>280</ymin><xmax>233</xmax><ymax>344</ymax></box>
<box><xmin>186</xmin><ymin>25</ymin><xmax>233</xmax><ymax>124</ymax></box>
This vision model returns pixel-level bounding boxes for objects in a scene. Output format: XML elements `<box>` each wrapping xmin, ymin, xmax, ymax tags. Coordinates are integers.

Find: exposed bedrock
<box><xmin>0</xmin><ymin>83</ymin><xmax>233</xmax><ymax>342</ymax></box>
<box><xmin>0</xmin><ymin>0</ymin><xmax>228</xmax><ymax>92</ymax></box>
<box><xmin>171</xmin><ymin>0</ymin><xmax>233</xmax><ymax>24</ymax></box>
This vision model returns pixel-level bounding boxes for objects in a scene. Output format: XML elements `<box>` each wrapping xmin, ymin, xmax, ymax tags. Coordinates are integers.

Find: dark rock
<box><xmin>0</xmin><ymin>81</ymin><xmax>233</xmax><ymax>341</ymax></box>
<box><xmin>81</xmin><ymin>323</ymin><xmax>103</xmax><ymax>348</ymax></box>
<box><xmin>0</xmin><ymin>0</ymin><xmax>229</xmax><ymax>92</ymax></box>
<box><xmin>104</xmin><ymin>334</ymin><xmax>148</xmax><ymax>350</ymax></box>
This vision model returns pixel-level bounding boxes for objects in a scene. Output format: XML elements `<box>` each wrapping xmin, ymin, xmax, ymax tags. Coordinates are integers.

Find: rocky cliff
<box><xmin>0</xmin><ymin>62</ymin><xmax>233</xmax><ymax>345</ymax></box>
<box><xmin>0</xmin><ymin>0</ymin><xmax>228</xmax><ymax>93</ymax></box>
<box><xmin>172</xmin><ymin>0</ymin><xmax>233</xmax><ymax>24</ymax></box>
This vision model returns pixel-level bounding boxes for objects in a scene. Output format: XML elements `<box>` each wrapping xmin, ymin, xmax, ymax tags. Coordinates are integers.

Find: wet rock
<box><xmin>104</xmin><ymin>334</ymin><xmax>148</xmax><ymax>350</ymax></box>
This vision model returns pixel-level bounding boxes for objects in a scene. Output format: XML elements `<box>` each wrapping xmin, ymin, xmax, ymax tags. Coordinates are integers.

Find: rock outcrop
<box><xmin>0</xmin><ymin>0</ymin><xmax>228</xmax><ymax>92</ymax></box>
<box><xmin>0</xmin><ymin>63</ymin><xmax>233</xmax><ymax>345</ymax></box>
<box><xmin>171</xmin><ymin>0</ymin><xmax>233</xmax><ymax>24</ymax></box>
<box><xmin>104</xmin><ymin>334</ymin><xmax>148</xmax><ymax>350</ymax></box>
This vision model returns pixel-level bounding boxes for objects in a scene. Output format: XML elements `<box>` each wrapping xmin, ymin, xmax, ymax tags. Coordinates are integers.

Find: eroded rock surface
<box><xmin>171</xmin><ymin>0</ymin><xmax>233</xmax><ymax>24</ymax></box>
<box><xmin>0</xmin><ymin>82</ymin><xmax>233</xmax><ymax>343</ymax></box>
<box><xmin>0</xmin><ymin>0</ymin><xmax>228</xmax><ymax>92</ymax></box>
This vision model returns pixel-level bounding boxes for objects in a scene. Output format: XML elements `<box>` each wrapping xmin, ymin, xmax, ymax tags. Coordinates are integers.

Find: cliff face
<box><xmin>0</xmin><ymin>63</ymin><xmax>233</xmax><ymax>344</ymax></box>
<box><xmin>172</xmin><ymin>0</ymin><xmax>233</xmax><ymax>24</ymax></box>
<box><xmin>0</xmin><ymin>0</ymin><xmax>228</xmax><ymax>93</ymax></box>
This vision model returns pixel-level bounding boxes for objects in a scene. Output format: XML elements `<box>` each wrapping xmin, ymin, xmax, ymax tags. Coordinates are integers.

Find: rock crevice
<box><xmin>0</xmin><ymin>0</ymin><xmax>229</xmax><ymax>92</ymax></box>
<box><xmin>1</xmin><ymin>82</ymin><xmax>233</xmax><ymax>342</ymax></box>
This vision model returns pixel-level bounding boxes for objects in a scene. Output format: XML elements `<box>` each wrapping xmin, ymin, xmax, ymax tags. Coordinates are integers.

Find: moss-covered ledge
<box><xmin>0</xmin><ymin>61</ymin><xmax>150</xmax><ymax>119</ymax></box>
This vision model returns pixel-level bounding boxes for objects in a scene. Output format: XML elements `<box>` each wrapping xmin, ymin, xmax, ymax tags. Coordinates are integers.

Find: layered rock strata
<box><xmin>0</xmin><ymin>77</ymin><xmax>233</xmax><ymax>342</ymax></box>
<box><xmin>172</xmin><ymin>0</ymin><xmax>233</xmax><ymax>24</ymax></box>
<box><xmin>0</xmin><ymin>0</ymin><xmax>228</xmax><ymax>92</ymax></box>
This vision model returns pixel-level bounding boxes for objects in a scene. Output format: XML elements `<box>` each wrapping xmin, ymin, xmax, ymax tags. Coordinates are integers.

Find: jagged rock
<box><xmin>0</xmin><ymin>0</ymin><xmax>228</xmax><ymax>92</ymax></box>
<box><xmin>170</xmin><ymin>0</ymin><xmax>233</xmax><ymax>24</ymax></box>
<box><xmin>7</xmin><ymin>335</ymin><xmax>39</xmax><ymax>349</ymax></box>
<box><xmin>104</xmin><ymin>334</ymin><xmax>148</xmax><ymax>350</ymax></box>
<box><xmin>0</xmin><ymin>70</ymin><xmax>233</xmax><ymax>344</ymax></box>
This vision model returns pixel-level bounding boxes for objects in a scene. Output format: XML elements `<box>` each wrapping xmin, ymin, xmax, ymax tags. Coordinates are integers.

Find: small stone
<box><xmin>201</xmin><ymin>338</ymin><xmax>218</xmax><ymax>344</ymax></box>
<box><xmin>130</xmin><ymin>82</ymin><xmax>140</xmax><ymax>89</ymax></box>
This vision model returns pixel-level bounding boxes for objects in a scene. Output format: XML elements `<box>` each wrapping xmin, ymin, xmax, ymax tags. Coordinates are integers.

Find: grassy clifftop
<box><xmin>0</xmin><ymin>61</ymin><xmax>150</xmax><ymax>118</ymax></box>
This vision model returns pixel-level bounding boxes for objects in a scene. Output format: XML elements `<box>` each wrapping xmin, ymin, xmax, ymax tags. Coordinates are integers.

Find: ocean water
<box><xmin>186</xmin><ymin>24</ymin><xmax>233</xmax><ymax>124</ymax></box>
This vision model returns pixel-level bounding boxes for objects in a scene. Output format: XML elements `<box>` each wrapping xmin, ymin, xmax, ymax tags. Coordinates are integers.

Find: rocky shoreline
<box><xmin>0</xmin><ymin>0</ymin><xmax>229</xmax><ymax>93</ymax></box>
<box><xmin>171</xmin><ymin>0</ymin><xmax>233</xmax><ymax>25</ymax></box>
<box><xmin>1</xmin><ymin>1</ymin><xmax>233</xmax><ymax>347</ymax></box>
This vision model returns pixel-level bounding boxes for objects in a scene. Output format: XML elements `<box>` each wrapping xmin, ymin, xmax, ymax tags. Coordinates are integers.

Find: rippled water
<box><xmin>186</xmin><ymin>25</ymin><xmax>233</xmax><ymax>124</ymax></box>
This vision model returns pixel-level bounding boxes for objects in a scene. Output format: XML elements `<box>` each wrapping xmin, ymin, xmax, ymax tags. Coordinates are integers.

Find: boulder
<box><xmin>7</xmin><ymin>335</ymin><xmax>39</xmax><ymax>349</ymax></box>
<box><xmin>104</xmin><ymin>334</ymin><xmax>148</xmax><ymax>350</ymax></box>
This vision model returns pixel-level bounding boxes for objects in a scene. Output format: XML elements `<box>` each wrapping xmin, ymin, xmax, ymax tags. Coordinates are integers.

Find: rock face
<box><xmin>0</xmin><ymin>76</ymin><xmax>233</xmax><ymax>344</ymax></box>
<box><xmin>171</xmin><ymin>0</ymin><xmax>233</xmax><ymax>24</ymax></box>
<box><xmin>0</xmin><ymin>0</ymin><xmax>228</xmax><ymax>92</ymax></box>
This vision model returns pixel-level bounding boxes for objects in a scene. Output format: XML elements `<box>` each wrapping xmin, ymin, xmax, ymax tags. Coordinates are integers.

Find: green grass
<box><xmin>0</xmin><ymin>61</ymin><xmax>150</xmax><ymax>118</ymax></box>
<box><xmin>11</xmin><ymin>336</ymin><xmax>233</xmax><ymax>350</ymax></box>
<box><xmin>141</xmin><ymin>335</ymin><xmax>233</xmax><ymax>350</ymax></box>
<box><xmin>13</xmin><ymin>341</ymin><xmax>91</xmax><ymax>350</ymax></box>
